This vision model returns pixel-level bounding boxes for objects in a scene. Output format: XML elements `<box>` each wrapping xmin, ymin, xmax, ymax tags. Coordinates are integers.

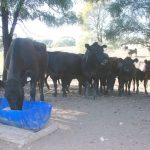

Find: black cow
<box><xmin>143</xmin><ymin>60</ymin><xmax>150</xmax><ymax>94</ymax></box>
<box><xmin>99</xmin><ymin>57</ymin><xmax>123</xmax><ymax>94</ymax></box>
<box><xmin>96</xmin><ymin>57</ymin><xmax>124</xmax><ymax>94</ymax></box>
<box><xmin>82</xmin><ymin>42</ymin><xmax>109</xmax><ymax>98</ymax></box>
<box><xmin>45</xmin><ymin>51</ymin><xmax>83</xmax><ymax>97</ymax></box>
<box><xmin>133</xmin><ymin>60</ymin><xmax>150</xmax><ymax>94</ymax></box>
<box><xmin>118</xmin><ymin>57</ymin><xmax>138</xmax><ymax>95</ymax></box>
<box><xmin>4</xmin><ymin>38</ymin><xmax>48</xmax><ymax>110</ymax></box>
<box><xmin>133</xmin><ymin>68</ymin><xmax>145</xmax><ymax>93</ymax></box>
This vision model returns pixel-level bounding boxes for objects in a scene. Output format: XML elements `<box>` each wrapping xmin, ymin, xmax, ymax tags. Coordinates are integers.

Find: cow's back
<box><xmin>47</xmin><ymin>51</ymin><xmax>82</xmax><ymax>76</ymax></box>
<box><xmin>5</xmin><ymin>38</ymin><xmax>47</xmax><ymax>80</ymax></box>
<box><xmin>6</xmin><ymin>38</ymin><xmax>37</xmax><ymax>78</ymax></box>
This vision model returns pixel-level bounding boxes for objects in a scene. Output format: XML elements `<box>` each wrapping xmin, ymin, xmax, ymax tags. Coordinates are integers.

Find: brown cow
<box><xmin>128</xmin><ymin>48</ymin><xmax>137</xmax><ymax>57</ymax></box>
<box><xmin>4</xmin><ymin>38</ymin><xmax>48</xmax><ymax>110</ymax></box>
<box><xmin>124</xmin><ymin>46</ymin><xmax>137</xmax><ymax>57</ymax></box>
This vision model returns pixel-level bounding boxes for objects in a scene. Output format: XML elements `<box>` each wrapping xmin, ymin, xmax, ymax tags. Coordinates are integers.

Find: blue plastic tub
<box><xmin>0</xmin><ymin>98</ymin><xmax>52</xmax><ymax>131</ymax></box>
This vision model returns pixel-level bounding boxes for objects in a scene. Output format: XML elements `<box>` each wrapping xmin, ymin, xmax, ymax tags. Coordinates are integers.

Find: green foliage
<box><xmin>106</xmin><ymin>0</ymin><xmax>150</xmax><ymax>46</ymax></box>
<box><xmin>37</xmin><ymin>39</ymin><xmax>53</xmax><ymax>48</ymax></box>
<box><xmin>52</xmin><ymin>36</ymin><xmax>76</xmax><ymax>47</ymax></box>
<box><xmin>39</xmin><ymin>39</ymin><xmax>53</xmax><ymax>45</ymax></box>
<box><xmin>0</xmin><ymin>0</ymin><xmax>78</xmax><ymax>80</ymax></box>
<box><xmin>9</xmin><ymin>0</ymin><xmax>77</xmax><ymax>26</ymax></box>
<box><xmin>0</xmin><ymin>0</ymin><xmax>77</xmax><ymax>39</ymax></box>
<box><xmin>80</xmin><ymin>1</ymin><xmax>110</xmax><ymax>43</ymax></box>
<box><xmin>108</xmin><ymin>2</ymin><xmax>123</xmax><ymax>17</ymax></box>
<box><xmin>47</xmin><ymin>40</ymin><xmax>53</xmax><ymax>48</ymax></box>
<box><xmin>76</xmin><ymin>31</ymin><xmax>93</xmax><ymax>53</ymax></box>
<box><xmin>79</xmin><ymin>2</ymin><xmax>93</xmax><ymax>28</ymax></box>
<box><xmin>86</xmin><ymin>0</ymin><xmax>150</xmax><ymax>45</ymax></box>
<box><xmin>85</xmin><ymin>0</ymin><xmax>109</xmax><ymax>3</ymax></box>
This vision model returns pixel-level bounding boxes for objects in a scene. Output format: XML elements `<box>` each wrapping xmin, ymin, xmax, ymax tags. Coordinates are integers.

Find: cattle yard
<box><xmin>1</xmin><ymin>45</ymin><xmax>148</xmax><ymax>99</ymax></box>
<box><xmin>1</xmin><ymin>83</ymin><xmax>150</xmax><ymax>150</ymax></box>
<box><xmin>1</xmin><ymin>45</ymin><xmax>150</xmax><ymax>101</ymax></box>
<box><xmin>1</xmin><ymin>47</ymin><xmax>150</xmax><ymax>149</ymax></box>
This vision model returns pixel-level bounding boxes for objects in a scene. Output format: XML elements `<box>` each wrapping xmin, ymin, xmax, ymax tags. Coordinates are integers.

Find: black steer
<box><xmin>82</xmin><ymin>42</ymin><xmax>109</xmax><ymax>98</ymax></box>
<box><xmin>4</xmin><ymin>38</ymin><xmax>48</xmax><ymax>110</ymax></box>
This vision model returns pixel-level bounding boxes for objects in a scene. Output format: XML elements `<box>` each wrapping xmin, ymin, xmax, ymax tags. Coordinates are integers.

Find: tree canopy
<box><xmin>0</xmin><ymin>0</ymin><xmax>77</xmax><ymax>51</ymax></box>
<box><xmin>80</xmin><ymin>0</ymin><xmax>150</xmax><ymax>47</ymax></box>
<box><xmin>79</xmin><ymin>1</ymin><xmax>111</xmax><ymax>45</ymax></box>
<box><xmin>0</xmin><ymin>0</ymin><xmax>77</xmax><ymax>80</ymax></box>
<box><xmin>52</xmin><ymin>36</ymin><xmax>76</xmax><ymax>47</ymax></box>
<box><xmin>105</xmin><ymin>0</ymin><xmax>150</xmax><ymax>46</ymax></box>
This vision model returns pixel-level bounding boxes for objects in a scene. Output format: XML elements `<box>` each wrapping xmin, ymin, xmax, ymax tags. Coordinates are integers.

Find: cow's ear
<box><xmin>102</xmin><ymin>45</ymin><xmax>107</xmax><ymax>48</ymax></box>
<box><xmin>85</xmin><ymin>44</ymin><xmax>90</xmax><ymax>49</ymax></box>
<box><xmin>144</xmin><ymin>59</ymin><xmax>148</xmax><ymax>64</ymax></box>
<box><xmin>133</xmin><ymin>58</ymin><xmax>138</xmax><ymax>63</ymax></box>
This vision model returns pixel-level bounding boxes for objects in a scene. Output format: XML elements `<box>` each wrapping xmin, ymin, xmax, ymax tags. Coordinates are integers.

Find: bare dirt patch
<box><xmin>1</xmin><ymin>84</ymin><xmax>150</xmax><ymax>150</ymax></box>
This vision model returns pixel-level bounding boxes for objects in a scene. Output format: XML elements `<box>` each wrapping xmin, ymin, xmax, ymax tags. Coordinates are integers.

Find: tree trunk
<box><xmin>2</xmin><ymin>37</ymin><xmax>12</xmax><ymax>81</ymax></box>
<box><xmin>1</xmin><ymin>5</ymin><xmax>12</xmax><ymax>81</ymax></box>
<box><xmin>1</xmin><ymin>0</ymin><xmax>25</xmax><ymax>81</ymax></box>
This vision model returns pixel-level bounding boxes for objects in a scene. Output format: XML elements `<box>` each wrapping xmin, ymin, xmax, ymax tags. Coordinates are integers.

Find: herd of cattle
<box><xmin>2</xmin><ymin>38</ymin><xmax>150</xmax><ymax>110</ymax></box>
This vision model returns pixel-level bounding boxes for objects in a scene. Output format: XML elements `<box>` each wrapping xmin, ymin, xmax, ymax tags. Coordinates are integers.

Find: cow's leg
<box><xmin>53</xmin><ymin>79</ymin><xmax>57</xmax><ymax>97</ymax></box>
<box><xmin>45</xmin><ymin>74</ymin><xmax>50</xmax><ymax>90</ymax></box>
<box><xmin>66</xmin><ymin>84</ymin><xmax>70</xmax><ymax>93</ymax></box>
<box><xmin>100</xmin><ymin>78</ymin><xmax>103</xmax><ymax>93</ymax></box>
<box><xmin>118</xmin><ymin>79</ymin><xmax>121</xmax><ymax>95</ymax></box>
<box><xmin>92</xmin><ymin>78</ymin><xmax>99</xmax><ymax>99</ymax></box>
<box><xmin>111</xmin><ymin>77</ymin><xmax>116</xmax><ymax>92</ymax></box>
<box><xmin>125</xmin><ymin>82</ymin><xmax>127</xmax><ymax>94</ymax></box>
<box><xmin>61</xmin><ymin>78</ymin><xmax>67</xmax><ymax>97</ymax></box>
<box><xmin>118</xmin><ymin>78</ymin><xmax>124</xmax><ymax>96</ymax></box>
<box><xmin>144</xmin><ymin>79</ymin><xmax>148</xmax><ymax>94</ymax></box>
<box><xmin>78</xmin><ymin>78</ymin><xmax>82</xmax><ymax>95</ymax></box>
<box><xmin>120</xmin><ymin>82</ymin><xmax>124</xmax><ymax>95</ymax></box>
<box><xmin>107</xmin><ymin>76</ymin><xmax>113</xmax><ymax>93</ymax></box>
<box><xmin>85</xmin><ymin>81</ymin><xmax>90</xmax><ymax>98</ymax></box>
<box><xmin>39</xmin><ymin>76</ymin><xmax>45</xmax><ymax>101</ymax></box>
<box><xmin>136</xmin><ymin>79</ymin><xmax>139</xmax><ymax>93</ymax></box>
<box><xmin>79</xmin><ymin>82</ymin><xmax>82</xmax><ymax>95</ymax></box>
<box><xmin>30</xmin><ymin>79</ymin><xmax>37</xmax><ymax>101</ymax></box>
<box><xmin>133</xmin><ymin>78</ymin><xmax>135</xmax><ymax>92</ymax></box>
<box><xmin>95</xmin><ymin>78</ymin><xmax>99</xmax><ymax>95</ymax></box>
<box><xmin>128</xmin><ymin>80</ymin><xmax>132</xmax><ymax>95</ymax></box>
<box><xmin>66</xmin><ymin>79</ymin><xmax>71</xmax><ymax>93</ymax></box>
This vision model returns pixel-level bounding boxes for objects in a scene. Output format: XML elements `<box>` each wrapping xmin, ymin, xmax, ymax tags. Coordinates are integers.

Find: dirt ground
<box><xmin>1</xmin><ymin>82</ymin><xmax>150</xmax><ymax>150</ymax></box>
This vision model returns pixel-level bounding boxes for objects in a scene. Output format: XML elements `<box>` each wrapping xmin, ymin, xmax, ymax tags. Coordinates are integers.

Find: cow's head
<box><xmin>121</xmin><ymin>57</ymin><xmax>138</xmax><ymax>73</ymax></box>
<box><xmin>85</xmin><ymin>42</ymin><xmax>109</xmax><ymax>65</ymax></box>
<box><xmin>4</xmin><ymin>79</ymin><xmax>24</xmax><ymax>110</ymax></box>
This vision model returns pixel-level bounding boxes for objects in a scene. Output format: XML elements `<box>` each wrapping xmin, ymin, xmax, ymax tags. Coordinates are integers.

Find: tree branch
<box><xmin>9</xmin><ymin>0</ymin><xmax>25</xmax><ymax>38</ymax></box>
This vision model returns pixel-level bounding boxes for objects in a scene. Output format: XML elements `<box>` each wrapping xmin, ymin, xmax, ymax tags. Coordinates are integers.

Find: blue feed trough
<box><xmin>0</xmin><ymin>98</ymin><xmax>52</xmax><ymax>131</ymax></box>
